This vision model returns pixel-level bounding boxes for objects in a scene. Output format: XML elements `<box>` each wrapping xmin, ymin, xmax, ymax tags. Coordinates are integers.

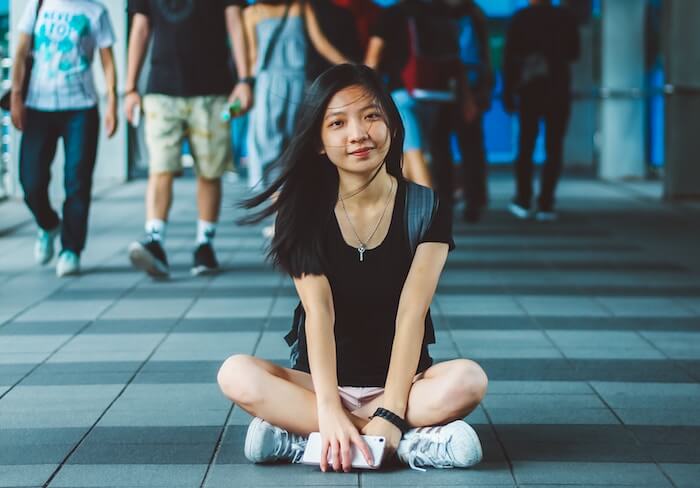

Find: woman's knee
<box><xmin>217</xmin><ymin>354</ymin><xmax>265</xmax><ymax>406</ymax></box>
<box><xmin>443</xmin><ymin>359</ymin><xmax>488</xmax><ymax>413</ymax></box>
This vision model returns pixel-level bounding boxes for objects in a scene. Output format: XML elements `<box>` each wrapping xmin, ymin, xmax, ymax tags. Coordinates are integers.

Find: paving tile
<box><xmin>640</xmin><ymin>331</ymin><xmax>700</xmax><ymax>359</ymax></box>
<box><xmin>596</xmin><ymin>297</ymin><xmax>695</xmax><ymax>317</ymax></box>
<box><xmin>0</xmin><ymin>464</ymin><xmax>57</xmax><ymax>488</ymax></box>
<box><xmin>68</xmin><ymin>441</ymin><xmax>216</xmax><ymax>464</ymax></box>
<box><xmin>0</xmin><ymin>321</ymin><xmax>88</xmax><ymax>335</ymax></box>
<box><xmin>47</xmin><ymin>464</ymin><xmax>208</xmax><ymax>487</ymax></box>
<box><xmin>101</xmin><ymin>298</ymin><xmax>195</xmax><ymax>319</ymax></box>
<box><xmin>546</xmin><ymin>330</ymin><xmax>666</xmax><ymax>359</ymax></box>
<box><xmin>436</xmin><ymin>296</ymin><xmax>524</xmax><ymax>316</ymax></box>
<box><xmin>150</xmin><ymin>332</ymin><xmax>258</xmax><ymax>361</ymax></box>
<box><xmin>516</xmin><ymin>296</ymin><xmax>611</xmax><ymax>317</ymax></box>
<box><xmin>660</xmin><ymin>463</ymin><xmax>700</xmax><ymax>487</ymax></box>
<box><xmin>0</xmin><ymin>443</ymin><xmax>75</xmax><ymax>464</ymax></box>
<box><xmin>204</xmin><ymin>464</ymin><xmax>359</xmax><ymax>487</ymax></box>
<box><xmin>452</xmin><ymin>330</ymin><xmax>562</xmax><ymax>359</ymax></box>
<box><xmin>486</xmin><ymin>408</ymin><xmax>619</xmax><ymax>425</ymax></box>
<box><xmin>14</xmin><ymin>300</ymin><xmax>113</xmax><ymax>322</ymax></box>
<box><xmin>512</xmin><ymin>461</ymin><xmax>672</xmax><ymax>485</ymax></box>
<box><xmin>186</xmin><ymin>298</ymin><xmax>274</xmax><ymax>319</ymax></box>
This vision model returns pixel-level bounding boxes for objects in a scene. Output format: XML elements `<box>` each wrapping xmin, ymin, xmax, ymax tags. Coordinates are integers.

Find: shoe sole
<box><xmin>191</xmin><ymin>265</ymin><xmax>219</xmax><ymax>277</ymax></box>
<box><xmin>244</xmin><ymin>417</ymin><xmax>266</xmax><ymax>463</ymax></box>
<box><xmin>508</xmin><ymin>202</ymin><xmax>532</xmax><ymax>219</ymax></box>
<box><xmin>56</xmin><ymin>267</ymin><xmax>80</xmax><ymax>278</ymax></box>
<box><xmin>128</xmin><ymin>242</ymin><xmax>169</xmax><ymax>278</ymax></box>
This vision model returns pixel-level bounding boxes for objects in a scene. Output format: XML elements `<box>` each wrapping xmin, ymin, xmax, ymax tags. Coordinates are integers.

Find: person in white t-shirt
<box><xmin>10</xmin><ymin>0</ymin><xmax>118</xmax><ymax>277</ymax></box>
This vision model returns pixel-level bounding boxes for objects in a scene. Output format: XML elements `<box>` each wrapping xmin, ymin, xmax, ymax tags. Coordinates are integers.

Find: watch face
<box><xmin>156</xmin><ymin>0</ymin><xmax>195</xmax><ymax>23</ymax></box>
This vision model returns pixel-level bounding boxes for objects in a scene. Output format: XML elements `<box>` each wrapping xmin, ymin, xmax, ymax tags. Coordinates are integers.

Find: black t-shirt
<box><xmin>292</xmin><ymin>180</ymin><xmax>455</xmax><ymax>387</ymax></box>
<box><xmin>128</xmin><ymin>0</ymin><xmax>245</xmax><ymax>97</ymax></box>
<box><xmin>504</xmin><ymin>5</ymin><xmax>580</xmax><ymax>97</ymax></box>
<box><xmin>369</xmin><ymin>6</ymin><xmax>410</xmax><ymax>92</ymax></box>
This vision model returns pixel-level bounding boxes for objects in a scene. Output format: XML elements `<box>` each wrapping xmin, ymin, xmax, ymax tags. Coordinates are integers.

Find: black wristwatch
<box><xmin>371</xmin><ymin>407</ymin><xmax>410</xmax><ymax>435</ymax></box>
<box><xmin>238</xmin><ymin>76</ymin><xmax>255</xmax><ymax>86</ymax></box>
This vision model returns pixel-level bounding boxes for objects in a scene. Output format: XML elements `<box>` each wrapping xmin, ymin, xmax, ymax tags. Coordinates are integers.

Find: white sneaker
<box><xmin>244</xmin><ymin>417</ymin><xmax>306</xmax><ymax>464</ymax></box>
<box><xmin>397</xmin><ymin>420</ymin><xmax>482</xmax><ymax>471</ymax></box>
<box><xmin>34</xmin><ymin>225</ymin><xmax>60</xmax><ymax>265</ymax></box>
<box><xmin>56</xmin><ymin>250</ymin><xmax>80</xmax><ymax>277</ymax></box>
<box><xmin>508</xmin><ymin>201</ymin><xmax>532</xmax><ymax>220</ymax></box>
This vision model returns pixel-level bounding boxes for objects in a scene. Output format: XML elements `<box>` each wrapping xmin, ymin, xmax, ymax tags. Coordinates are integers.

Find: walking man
<box><xmin>503</xmin><ymin>0</ymin><xmax>579</xmax><ymax>221</ymax></box>
<box><xmin>125</xmin><ymin>0</ymin><xmax>252</xmax><ymax>277</ymax></box>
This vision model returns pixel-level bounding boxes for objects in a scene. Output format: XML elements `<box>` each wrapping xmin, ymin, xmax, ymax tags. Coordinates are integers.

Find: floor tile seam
<box><xmin>199</xmin><ymin>279</ymin><xmax>282</xmax><ymax>488</ymax></box>
<box><xmin>669</xmin><ymin>297</ymin><xmax>700</xmax><ymax>317</ymax></box>
<box><xmin>633</xmin><ymin>331</ymin><xmax>700</xmax><ymax>382</ymax></box>
<box><xmin>0</xmin><ymin>319</ymin><xmax>98</xmax><ymax>402</ymax></box>
<box><xmin>479</xmin><ymin>405</ymin><xmax>519</xmax><ymax>487</ymax></box>
<box><xmin>40</xmin><ymin>287</ymin><xmax>210</xmax><ymax>488</ymax></box>
<box><xmin>581</xmin><ymin>378</ymin><xmax>678</xmax><ymax>481</ymax></box>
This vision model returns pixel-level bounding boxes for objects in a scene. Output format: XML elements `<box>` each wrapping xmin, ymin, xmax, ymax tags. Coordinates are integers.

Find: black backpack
<box><xmin>285</xmin><ymin>182</ymin><xmax>438</xmax><ymax>368</ymax></box>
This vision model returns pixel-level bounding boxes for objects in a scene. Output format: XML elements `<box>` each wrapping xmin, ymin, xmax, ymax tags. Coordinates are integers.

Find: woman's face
<box><xmin>320</xmin><ymin>85</ymin><xmax>391</xmax><ymax>176</ymax></box>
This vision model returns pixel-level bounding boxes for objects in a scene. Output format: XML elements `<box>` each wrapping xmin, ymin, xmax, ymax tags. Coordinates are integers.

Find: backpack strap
<box><xmin>404</xmin><ymin>181</ymin><xmax>439</xmax><ymax>258</ymax></box>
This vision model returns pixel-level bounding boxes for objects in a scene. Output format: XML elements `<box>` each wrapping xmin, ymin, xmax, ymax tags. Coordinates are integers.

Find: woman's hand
<box><xmin>362</xmin><ymin>416</ymin><xmax>402</xmax><ymax>458</ymax></box>
<box><xmin>317</xmin><ymin>404</ymin><xmax>373</xmax><ymax>472</ymax></box>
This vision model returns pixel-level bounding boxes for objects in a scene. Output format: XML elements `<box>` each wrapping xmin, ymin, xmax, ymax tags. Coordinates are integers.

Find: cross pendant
<box><xmin>357</xmin><ymin>246</ymin><xmax>366</xmax><ymax>262</ymax></box>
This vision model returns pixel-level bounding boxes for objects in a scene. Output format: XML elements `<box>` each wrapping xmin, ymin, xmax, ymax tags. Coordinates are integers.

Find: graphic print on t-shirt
<box><xmin>156</xmin><ymin>0</ymin><xmax>194</xmax><ymax>23</ymax></box>
<box><xmin>35</xmin><ymin>11</ymin><xmax>92</xmax><ymax>80</ymax></box>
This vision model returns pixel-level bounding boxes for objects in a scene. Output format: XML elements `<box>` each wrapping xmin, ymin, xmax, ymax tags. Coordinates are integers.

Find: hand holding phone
<box><xmin>302</xmin><ymin>433</ymin><xmax>386</xmax><ymax>470</ymax></box>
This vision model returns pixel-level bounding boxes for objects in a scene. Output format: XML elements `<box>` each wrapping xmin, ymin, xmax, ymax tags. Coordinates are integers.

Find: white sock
<box><xmin>145</xmin><ymin>219</ymin><xmax>166</xmax><ymax>242</ymax></box>
<box><xmin>196</xmin><ymin>220</ymin><xmax>217</xmax><ymax>244</ymax></box>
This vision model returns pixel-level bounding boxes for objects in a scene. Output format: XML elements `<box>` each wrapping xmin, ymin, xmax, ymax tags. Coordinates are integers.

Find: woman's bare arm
<box><xmin>364</xmin><ymin>36</ymin><xmax>384</xmax><ymax>69</ymax></box>
<box><xmin>304</xmin><ymin>2</ymin><xmax>348</xmax><ymax>65</ymax></box>
<box><xmin>383</xmin><ymin>242</ymin><xmax>449</xmax><ymax>417</ymax></box>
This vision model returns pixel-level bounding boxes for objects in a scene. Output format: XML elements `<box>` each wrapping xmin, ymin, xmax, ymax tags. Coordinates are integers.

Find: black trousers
<box><xmin>430</xmin><ymin>103</ymin><xmax>488</xmax><ymax>213</ymax></box>
<box><xmin>515</xmin><ymin>92</ymin><xmax>571</xmax><ymax>210</ymax></box>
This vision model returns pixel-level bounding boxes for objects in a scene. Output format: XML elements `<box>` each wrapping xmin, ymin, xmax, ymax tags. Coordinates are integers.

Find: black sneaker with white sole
<box><xmin>128</xmin><ymin>238</ymin><xmax>169</xmax><ymax>278</ymax></box>
<box><xmin>192</xmin><ymin>242</ymin><xmax>219</xmax><ymax>276</ymax></box>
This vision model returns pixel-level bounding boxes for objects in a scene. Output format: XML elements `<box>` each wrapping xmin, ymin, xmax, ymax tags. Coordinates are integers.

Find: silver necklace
<box><xmin>339</xmin><ymin>178</ymin><xmax>394</xmax><ymax>262</ymax></box>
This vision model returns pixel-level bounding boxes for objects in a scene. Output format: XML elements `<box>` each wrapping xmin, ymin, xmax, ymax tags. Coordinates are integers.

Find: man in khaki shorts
<box><xmin>124</xmin><ymin>0</ymin><xmax>252</xmax><ymax>277</ymax></box>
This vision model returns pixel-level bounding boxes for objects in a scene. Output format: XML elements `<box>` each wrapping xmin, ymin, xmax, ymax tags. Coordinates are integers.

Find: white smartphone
<box><xmin>302</xmin><ymin>432</ymin><xmax>386</xmax><ymax>470</ymax></box>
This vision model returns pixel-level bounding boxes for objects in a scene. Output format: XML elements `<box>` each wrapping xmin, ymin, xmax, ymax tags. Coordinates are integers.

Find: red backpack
<box><xmin>400</xmin><ymin>14</ymin><xmax>463</xmax><ymax>100</ymax></box>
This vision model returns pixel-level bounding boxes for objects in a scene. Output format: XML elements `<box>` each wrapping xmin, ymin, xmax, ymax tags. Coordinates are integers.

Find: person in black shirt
<box><xmin>124</xmin><ymin>0</ymin><xmax>253</xmax><ymax>278</ymax></box>
<box><xmin>217</xmin><ymin>64</ymin><xmax>487</xmax><ymax>472</ymax></box>
<box><xmin>503</xmin><ymin>0</ymin><xmax>580</xmax><ymax>221</ymax></box>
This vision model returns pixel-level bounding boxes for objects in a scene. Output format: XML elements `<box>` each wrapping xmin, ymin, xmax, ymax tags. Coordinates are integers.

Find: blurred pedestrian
<box><xmin>450</xmin><ymin>0</ymin><xmax>493</xmax><ymax>223</ymax></box>
<box><xmin>244</xmin><ymin>0</ymin><xmax>348</xmax><ymax>189</ymax></box>
<box><xmin>124</xmin><ymin>0</ymin><xmax>252</xmax><ymax>278</ymax></box>
<box><xmin>365</xmin><ymin>0</ymin><xmax>433</xmax><ymax>188</ymax></box>
<box><xmin>11</xmin><ymin>0</ymin><xmax>118</xmax><ymax>277</ymax></box>
<box><xmin>503</xmin><ymin>0</ymin><xmax>580</xmax><ymax>221</ymax></box>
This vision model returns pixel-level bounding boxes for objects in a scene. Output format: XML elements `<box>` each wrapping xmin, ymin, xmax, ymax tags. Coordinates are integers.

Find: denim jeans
<box><xmin>19</xmin><ymin>107</ymin><xmax>99</xmax><ymax>255</ymax></box>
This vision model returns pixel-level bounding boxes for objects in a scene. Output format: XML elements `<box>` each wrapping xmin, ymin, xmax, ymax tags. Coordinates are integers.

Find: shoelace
<box><xmin>274</xmin><ymin>429</ymin><xmax>306</xmax><ymax>464</ymax></box>
<box><xmin>404</xmin><ymin>429</ymin><xmax>456</xmax><ymax>472</ymax></box>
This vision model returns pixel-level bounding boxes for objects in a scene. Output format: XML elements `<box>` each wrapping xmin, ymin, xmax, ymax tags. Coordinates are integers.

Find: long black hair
<box><xmin>239</xmin><ymin>63</ymin><xmax>405</xmax><ymax>278</ymax></box>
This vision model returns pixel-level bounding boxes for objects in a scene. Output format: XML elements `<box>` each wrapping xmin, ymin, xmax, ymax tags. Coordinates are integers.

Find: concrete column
<box><xmin>663</xmin><ymin>0</ymin><xmax>700</xmax><ymax>200</ymax></box>
<box><xmin>598</xmin><ymin>0</ymin><xmax>646</xmax><ymax>180</ymax></box>
<box><xmin>7</xmin><ymin>0</ymin><xmax>128</xmax><ymax>199</ymax></box>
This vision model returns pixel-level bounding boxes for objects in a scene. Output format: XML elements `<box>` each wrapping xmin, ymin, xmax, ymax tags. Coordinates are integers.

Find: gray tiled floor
<box><xmin>1</xmin><ymin>175</ymin><xmax>699</xmax><ymax>487</ymax></box>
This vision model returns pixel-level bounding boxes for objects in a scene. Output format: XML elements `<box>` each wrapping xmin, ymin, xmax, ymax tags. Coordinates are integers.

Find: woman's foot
<box><xmin>56</xmin><ymin>250</ymin><xmax>80</xmax><ymax>277</ymax></box>
<box><xmin>244</xmin><ymin>417</ymin><xmax>306</xmax><ymax>464</ymax></box>
<box><xmin>35</xmin><ymin>224</ymin><xmax>61</xmax><ymax>265</ymax></box>
<box><xmin>397</xmin><ymin>420</ymin><xmax>482</xmax><ymax>471</ymax></box>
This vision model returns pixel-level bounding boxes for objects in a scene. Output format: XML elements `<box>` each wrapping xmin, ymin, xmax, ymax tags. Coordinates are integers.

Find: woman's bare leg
<box><xmin>402</xmin><ymin>149</ymin><xmax>433</xmax><ymax>188</ymax></box>
<box><xmin>351</xmin><ymin>359</ymin><xmax>488</xmax><ymax>427</ymax></box>
<box><xmin>217</xmin><ymin>354</ymin><xmax>369</xmax><ymax>435</ymax></box>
